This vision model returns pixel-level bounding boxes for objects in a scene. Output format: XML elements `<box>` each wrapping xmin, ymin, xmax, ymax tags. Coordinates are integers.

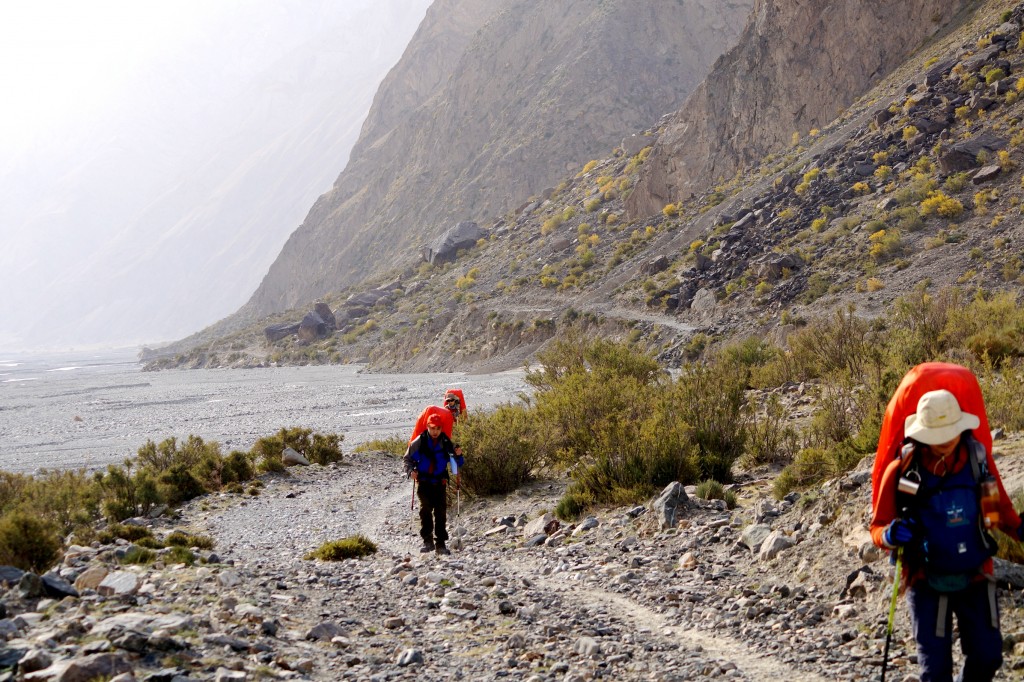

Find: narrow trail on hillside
<box><xmin>522</xmin><ymin>567</ymin><xmax>831</xmax><ymax>682</ymax></box>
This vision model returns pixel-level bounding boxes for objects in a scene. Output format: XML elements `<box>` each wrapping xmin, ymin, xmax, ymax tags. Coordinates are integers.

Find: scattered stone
<box><xmin>397</xmin><ymin>649</ymin><xmax>424</xmax><ymax>667</ymax></box>
<box><xmin>24</xmin><ymin>653</ymin><xmax>132</xmax><ymax>682</ymax></box>
<box><xmin>758</xmin><ymin>530</ymin><xmax>795</xmax><ymax>561</ymax></box>
<box><xmin>306</xmin><ymin>621</ymin><xmax>346</xmax><ymax>641</ymax></box>
<box><xmin>574</xmin><ymin>636</ymin><xmax>601</xmax><ymax>657</ymax></box>
<box><xmin>641</xmin><ymin>255</ymin><xmax>669</xmax><ymax>275</ymax></box>
<box><xmin>422</xmin><ymin>221</ymin><xmax>486</xmax><ymax>265</ymax></box>
<box><xmin>740</xmin><ymin>524</ymin><xmax>773</xmax><ymax>553</ymax></box>
<box><xmin>97</xmin><ymin>571</ymin><xmax>139</xmax><ymax>597</ymax></box>
<box><xmin>17</xmin><ymin>649</ymin><xmax>52</xmax><ymax>674</ymax></box>
<box><xmin>282</xmin><ymin>447</ymin><xmax>310</xmax><ymax>466</ymax></box>
<box><xmin>972</xmin><ymin>164</ymin><xmax>1002</xmax><ymax>184</ymax></box>
<box><xmin>651</xmin><ymin>482</ymin><xmax>688</xmax><ymax>529</ymax></box>
<box><xmin>297</xmin><ymin>311</ymin><xmax>329</xmax><ymax>342</ymax></box>
<box><xmin>41</xmin><ymin>573</ymin><xmax>78</xmax><ymax>600</ymax></box>
<box><xmin>523</xmin><ymin>513</ymin><xmax>554</xmax><ymax>538</ymax></box>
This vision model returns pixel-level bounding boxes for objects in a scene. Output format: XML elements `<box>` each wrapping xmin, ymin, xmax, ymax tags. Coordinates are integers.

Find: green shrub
<box><xmin>670</xmin><ymin>359</ymin><xmax>749</xmax><ymax>482</ymax></box>
<box><xmin>120</xmin><ymin>546</ymin><xmax>156</xmax><ymax>565</ymax></box>
<box><xmin>742</xmin><ymin>394</ymin><xmax>798</xmax><ymax>467</ymax></box>
<box><xmin>352</xmin><ymin>436</ymin><xmax>408</xmax><ymax>456</ymax></box>
<box><xmin>164</xmin><ymin>531</ymin><xmax>214</xmax><ymax>550</ymax></box>
<box><xmin>455</xmin><ymin>404</ymin><xmax>542</xmax><ymax>495</ymax></box>
<box><xmin>163</xmin><ymin>546</ymin><xmax>196</xmax><ymax>566</ymax></box>
<box><xmin>997</xmin><ymin>488</ymin><xmax>1024</xmax><ymax>564</ymax></box>
<box><xmin>0</xmin><ymin>510</ymin><xmax>61</xmax><ymax>572</ymax></box>
<box><xmin>694</xmin><ymin>479</ymin><xmax>725</xmax><ymax>500</ymax></box>
<box><xmin>251</xmin><ymin>427</ymin><xmax>344</xmax><ymax>471</ymax></box>
<box><xmin>98</xmin><ymin>523</ymin><xmax>154</xmax><ymax>544</ymax></box>
<box><xmin>221</xmin><ymin>450</ymin><xmax>255</xmax><ymax>483</ymax></box>
<box><xmin>722</xmin><ymin>490</ymin><xmax>738</xmax><ymax>510</ymax></box>
<box><xmin>305</xmin><ymin>535</ymin><xmax>378</xmax><ymax>561</ymax></box>
<box><xmin>158</xmin><ymin>464</ymin><xmax>206</xmax><ymax>505</ymax></box>
<box><xmin>555</xmin><ymin>486</ymin><xmax>593</xmax><ymax>521</ymax></box>
<box><xmin>95</xmin><ymin>464</ymin><xmax>151</xmax><ymax>522</ymax></box>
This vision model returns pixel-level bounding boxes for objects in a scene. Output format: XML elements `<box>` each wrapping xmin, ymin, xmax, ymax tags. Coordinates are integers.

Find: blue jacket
<box><xmin>404</xmin><ymin>431</ymin><xmax>462</xmax><ymax>485</ymax></box>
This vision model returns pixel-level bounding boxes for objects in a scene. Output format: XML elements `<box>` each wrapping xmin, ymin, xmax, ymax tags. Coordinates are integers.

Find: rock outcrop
<box><xmin>626</xmin><ymin>0</ymin><xmax>974</xmax><ymax>217</ymax></box>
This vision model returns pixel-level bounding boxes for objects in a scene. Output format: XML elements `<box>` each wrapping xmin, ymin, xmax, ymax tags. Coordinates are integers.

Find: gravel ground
<box><xmin>167</xmin><ymin>447</ymin><xmax>1024</xmax><ymax>681</ymax></box>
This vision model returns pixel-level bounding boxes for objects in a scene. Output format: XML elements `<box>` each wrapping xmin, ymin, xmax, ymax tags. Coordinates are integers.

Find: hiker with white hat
<box><xmin>871</xmin><ymin>385</ymin><xmax>1023</xmax><ymax>682</ymax></box>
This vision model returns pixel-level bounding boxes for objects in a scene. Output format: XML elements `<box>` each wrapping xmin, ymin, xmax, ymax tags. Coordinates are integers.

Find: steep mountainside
<box><xmin>147</xmin><ymin>0</ymin><xmax>1024</xmax><ymax>375</ymax></box>
<box><xmin>626</xmin><ymin>0</ymin><xmax>976</xmax><ymax>217</ymax></box>
<box><xmin>242</xmin><ymin>0</ymin><xmax>753</xmax><ymax>317</ymax></box>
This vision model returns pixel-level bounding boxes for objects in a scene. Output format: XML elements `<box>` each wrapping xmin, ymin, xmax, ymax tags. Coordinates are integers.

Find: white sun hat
<box><xmin>904</xmin><ymin>389</ymin><xmax>980</xmax><ymax>445</ymax></box>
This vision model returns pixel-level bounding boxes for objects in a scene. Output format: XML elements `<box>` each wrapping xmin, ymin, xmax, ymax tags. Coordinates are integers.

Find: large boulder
<box><xmin>264</xmin><ymin>323</ymin><xmax>299</xmax><ymax>343</ymax></box>
<box><xmin>313</xmin><ymin>302</ymin><xmax>337</xmax><ymax>330</ymax></box>
<box><xmin>297</xmin><ymin>312</ymin><xmax>329</xmax><ymax>342</ymax></box>
<box><xmin>24</xmin><ymin>653</ymin><xmax>132</xmax><ymax>682</ymax></box>
<box><xmin>651</xmin><ymin>482</ymin><xmax>688</xmax><ymax>529</ymax></box>
<box><xmin>346</xmin><ymin>290</ymin><xmax>386</xmax><ymax>308</ymax></box>
<box><xmin>422</xmin><ymin>221</ymin><xmax>486</xmax><ymax>265</ymax></box>
<box><xmin>937</xmin><ymin>132</ymin><xmax>1007</xmax><ymax>173</ymax></box>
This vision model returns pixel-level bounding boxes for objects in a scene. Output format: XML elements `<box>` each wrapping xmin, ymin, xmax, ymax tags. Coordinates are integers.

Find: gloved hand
<box><xmin>884</xmin><ymin>518</ymin><xmax>916</xmax><ymax>546</ymax></box>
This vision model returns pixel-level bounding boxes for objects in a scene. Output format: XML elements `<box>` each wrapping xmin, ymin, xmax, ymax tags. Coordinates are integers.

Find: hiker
<box><xmin>443</xmin><ymin>388</ymin><xmax>466</xmax><ymax>421</ymax></box>
<box><xmin>404</xmin><ymin>412</ymin><xmax>464</xmax><ymax>555</ymax></box>
<box><xmin>871</xmin><ymin>365</ymin><xmax>1023</xmax><ymax>682</ymax></box>
<box><xmin>408</xmin><ymin>388</ymin><xmax>466</xmax><ymax>442</ymax></box>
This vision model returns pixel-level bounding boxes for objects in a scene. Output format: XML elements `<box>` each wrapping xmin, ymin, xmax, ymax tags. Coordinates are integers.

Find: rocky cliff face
<box><xmin>626</xmin><ymin>0</ymin><xmax>974</xmax><ymax>217</ymax></box>
<box><xmin>243</xmin><ymin>0</ymin><xmax>752</xmax><ymax>317</ymax></box>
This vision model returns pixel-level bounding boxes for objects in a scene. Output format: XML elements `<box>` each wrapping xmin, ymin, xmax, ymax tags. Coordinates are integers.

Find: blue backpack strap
<box><xmin>966</xmin><ymin>436</ymin><xmax>988</xmax><ymax>481</ymax></box>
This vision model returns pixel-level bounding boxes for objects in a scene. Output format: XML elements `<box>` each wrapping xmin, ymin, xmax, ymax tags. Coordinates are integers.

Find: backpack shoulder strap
<box><xmin>965</xmin><ymin>434</ymin><xmax>988</xmax><ymax>481</ymax></box>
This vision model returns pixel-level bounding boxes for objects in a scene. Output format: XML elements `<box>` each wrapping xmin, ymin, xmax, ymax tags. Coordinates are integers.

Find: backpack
<box><xmin>872</xmin><ymin>362</ymin><xmax>993</xmax><ymax>509</ymax></box>
<box><xmin>898</xmin><ymin>436</ymin><xmax>997</xmax><ymax>591</ymax></box>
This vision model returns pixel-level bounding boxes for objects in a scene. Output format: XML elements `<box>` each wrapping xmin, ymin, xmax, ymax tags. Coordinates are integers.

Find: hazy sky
<box><xmin>1</xmin><ymin>2</ymin><xmax>247</xmax><ymax>159</ymax></box>
<box><xmin>0</xmin><ymin>0</ymin><xmax>430</xmax><ymax>352</ymax></box>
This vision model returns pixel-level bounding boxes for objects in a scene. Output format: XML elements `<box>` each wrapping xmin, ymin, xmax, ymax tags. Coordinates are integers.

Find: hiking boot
<box><xmin>419</xmin><ymin>541</ymin><xmax>434</xmax><ymax>553</ymax></box>
<box><xmin>435</xmin><ymin>543</ymin><xmax>451</xmax><ymax>556</ymax></box>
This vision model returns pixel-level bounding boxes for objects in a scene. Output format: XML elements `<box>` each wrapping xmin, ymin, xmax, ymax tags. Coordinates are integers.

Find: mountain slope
<box><xmin>242</xmin><ymin>0</ymin><xmax>753</xmax><ymax>318</ymax></box>
<box><xmin>147</xmin><ymin>0</ymin><xmax>1024</xmax><ymax>376</ymax></box>
<box><xmin>625</xmin><ymin>0</ymin><xmax>976</xmax><ymax>217</ymax></box>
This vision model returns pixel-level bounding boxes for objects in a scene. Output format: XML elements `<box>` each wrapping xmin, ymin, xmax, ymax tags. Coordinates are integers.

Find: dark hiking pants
<box><xmin>907</xmin><ymin>578</ymin><xmax>1002</xmax><ymax>682</ymax></box>
<box><xmin>417</xmin><ymin>481</ymin><xmax>448</xmax><ymax>545</ymax></box>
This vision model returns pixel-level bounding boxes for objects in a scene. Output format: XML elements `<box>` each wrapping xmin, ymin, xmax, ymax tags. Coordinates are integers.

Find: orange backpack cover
<box><xmin>871</xmin><ymin>362</ymin><xmax>993</xmax><ymax>508</ymax></box>
<box><xmin>408</xmin><ymin>405</ymin><xmax>455</xmax><ymax>444</ymax></box>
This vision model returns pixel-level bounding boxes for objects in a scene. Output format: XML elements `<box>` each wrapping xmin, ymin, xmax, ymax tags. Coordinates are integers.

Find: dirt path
<box><xmin>191</xmin><ymin>454</ymin><xmax>847</xmax><ymax>680</ymax></box>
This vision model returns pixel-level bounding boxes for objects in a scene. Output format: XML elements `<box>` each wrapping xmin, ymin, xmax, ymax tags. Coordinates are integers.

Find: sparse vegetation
<box><xmin>305</xmin><ymin>535</ymin><xmax>378</xmax><ymax>561</ymax></box>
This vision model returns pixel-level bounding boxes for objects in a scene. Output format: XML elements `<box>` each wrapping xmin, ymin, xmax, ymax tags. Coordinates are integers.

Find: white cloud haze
<box><xmin>0</xmin><ymin>0</ymin><xmax>430</xmax><ymax>351</ymax></box>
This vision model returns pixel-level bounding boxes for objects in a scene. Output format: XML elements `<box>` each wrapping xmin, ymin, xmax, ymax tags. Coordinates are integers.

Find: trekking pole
<box><xmin>410</xmin><ymin>479</ymin><xmax>416</xmax><ymax>511</ymax></box>
<box><xmin>881</xmin><ymin>547</ymin><xmax>903</xmax><ymax>682</ymax></box>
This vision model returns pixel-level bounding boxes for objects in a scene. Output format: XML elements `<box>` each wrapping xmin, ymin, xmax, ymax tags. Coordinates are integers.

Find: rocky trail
<box><xmin>6</xmin><ymin>447</ymin><xmax>1024</xmax><ymax>681</ymax></box>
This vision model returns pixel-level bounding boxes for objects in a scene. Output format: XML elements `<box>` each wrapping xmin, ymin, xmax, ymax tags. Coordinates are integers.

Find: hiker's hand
<box><xmin>410</xmin><ymin>471</ymin><xmax>418</xmax><ymax>482</ymax></box>
<box><xmin>885</xmin><ymin>518</ymin><xmax>916</xmax><ymax>546</ymax></box>
<box><xmin>455</xmin><ymin>445</ymin><xmax>462</xmax><ymax>457</ymax></box>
